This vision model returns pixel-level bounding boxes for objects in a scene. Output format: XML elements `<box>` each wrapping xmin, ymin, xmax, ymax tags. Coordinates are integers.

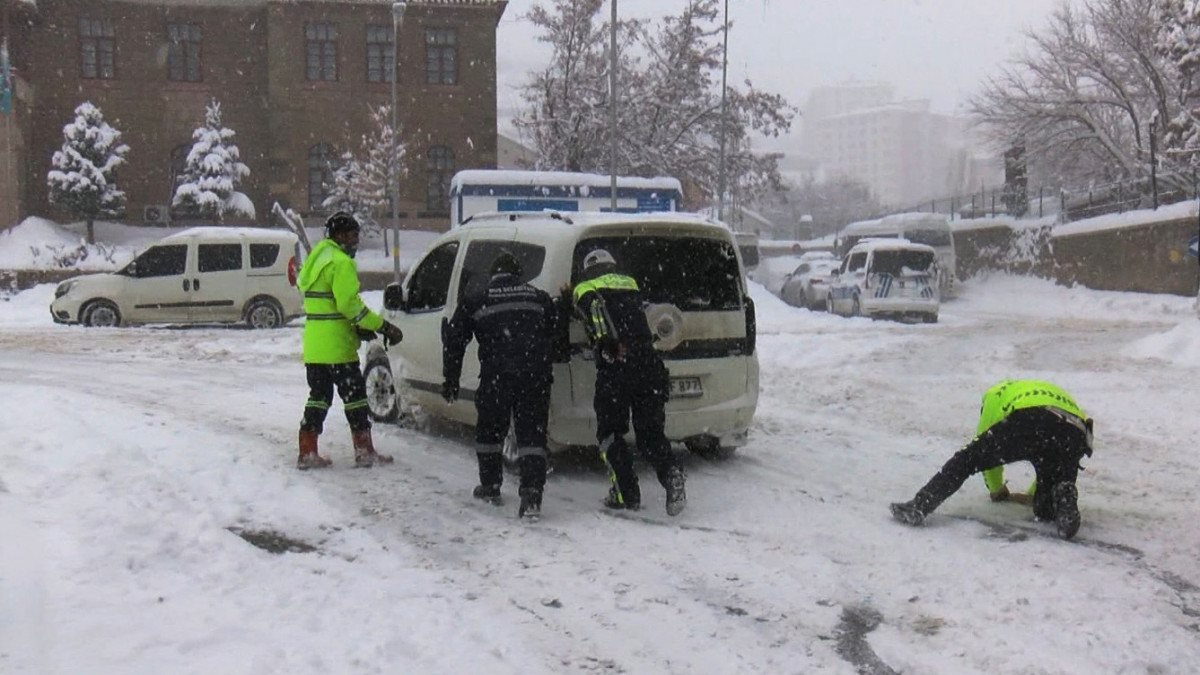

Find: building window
<box><xmin>366</xmin><ymin>24</ymin><xmax>394</xmax><ymax>83</ymax></box>
<box><xmin>167</xmin><ymin>23</ymin><xmax>202</xmax><ymax>82</ymax></box>
<box><xmin>308</xmin><ymin>143</ymin><xmax>336</xmax><ymax>212</ymax></box>
<box><xmin>425</xmin><ymin>28</ymin><xmax>457</xmax><ymax>85</ymax></box>
<box><xmin>79</xmin><ymin>17</ymin><xmax>115</xmax><ymax>79</ymax></box>
<box><xmin>305</xmin><ymin>22</ymin><xmax>338</xmax><ymax>81</ymax></box>
<box><xmin>425</xmin><ymin>145</ymin><xmax>454</xmax><ymax>213</ymax></box>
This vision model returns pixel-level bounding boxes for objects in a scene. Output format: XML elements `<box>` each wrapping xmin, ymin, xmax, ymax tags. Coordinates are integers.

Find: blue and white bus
<box><xmin>449</xmin><ymin>170</ymin><xmax>683</xmax><ymax>226</ymax></box>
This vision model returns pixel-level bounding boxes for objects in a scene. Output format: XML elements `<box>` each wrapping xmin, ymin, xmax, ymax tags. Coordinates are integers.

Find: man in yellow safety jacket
<box><xmin>891</xmin><ymin>379</ymin><xmax>1094</xmax><ymax>539</ymax></box>
<box><xmin>296</xmin><ymin>211</ymin><xmax>403</xmax><ymax>470</ymax></box>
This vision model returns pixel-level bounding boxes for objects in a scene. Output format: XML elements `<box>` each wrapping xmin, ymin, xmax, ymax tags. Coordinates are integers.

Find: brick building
<box><xmin>0</xmin><ymin>0</ymin><xmax>507</xmax><ymax>232</ymax></box>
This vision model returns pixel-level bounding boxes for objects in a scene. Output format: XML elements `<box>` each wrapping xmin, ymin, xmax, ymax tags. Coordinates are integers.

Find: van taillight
<box><xmin>287</xmin><ymin>256</ymin><xmax>298</xmax><ymax>286</ymax></box>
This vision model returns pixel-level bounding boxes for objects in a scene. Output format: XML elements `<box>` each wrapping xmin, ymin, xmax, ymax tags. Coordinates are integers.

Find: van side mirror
<box><xmin>383</xmin><ymin>282</ymin><xmax>406</xmax><ymax>311</ymax></box>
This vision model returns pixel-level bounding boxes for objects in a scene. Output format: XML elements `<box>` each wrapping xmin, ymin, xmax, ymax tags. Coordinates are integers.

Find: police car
<box><xmin>826</xmin><ymin>239</ymin><xmax>940</xmax><ymax>323</ymax></box>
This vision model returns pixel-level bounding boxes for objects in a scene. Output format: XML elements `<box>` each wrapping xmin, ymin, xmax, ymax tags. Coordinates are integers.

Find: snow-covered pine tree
<box><xmin>172</xmin><ymin>99</ymin><xmax>252</xmax><ymax>222</ymax></box>
<box><xmin>46</xmin><ymin>102</ymin><xmax>130</xmax><ymax>244</ymax></box>
<box><xmin>322</xmin><ymin>104</ymin><xmax>404</xmax><ymax>253</ymax></box>
<box><xmin>1157</xmin><ymin>0</ymin><xmax>1200</xmax><ymax>170</ymax></box>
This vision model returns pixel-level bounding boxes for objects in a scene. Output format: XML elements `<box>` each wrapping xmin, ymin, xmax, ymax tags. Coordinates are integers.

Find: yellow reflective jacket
<box><xmin>978</xmin><ymin>379</ymin><xmax>1088</xmax><ymax>494</ymax></box>
<box><xmin>298</xmin><ymin>239</ymin><xmax>383</xmax><ymax>364</ymax></box>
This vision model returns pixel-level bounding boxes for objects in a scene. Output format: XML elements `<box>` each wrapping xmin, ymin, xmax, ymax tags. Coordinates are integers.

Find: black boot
<box><xmin>603</xmin><ymin>485</ymin><xmax>641</xmax><ymax>510</ymax></box>
<box><xmin>518</xmin><ymin>487</ymin><xmax>542</xmax><ymax>520</ymax></box>
<box><xmin>1052</xmin><ymin>483</ymin><xmax>1080</xmax><ymax>539</ymax></box>
<box><xmin>890</xmin><ymin>490</ymin><xmax>936</xmax><ymax>526</ymax></box>
<box><xmin>474</xmin><ymin>450</ymin><xmax>504</xmax><ymax>505</ymax></box>
<box><xmin>663</xmin><ymin>465</ymin><xmax>686</xmax><ymax>517</ymax></box>
<box><xmin>517</xmin><ymin>454</ymin><xmax>547</xmax><ymax>520</ymax></box>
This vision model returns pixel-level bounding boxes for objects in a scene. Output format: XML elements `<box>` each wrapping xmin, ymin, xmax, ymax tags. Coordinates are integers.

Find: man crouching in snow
<box><xmin>890</xmin><ymin>379</ymin><xmax>1094</xmax><ymax>539</ymax></box>
<box><xmin>295</xmin><ymin>211</ymin><xmax>404</xmax><ymax>470</ymax></box>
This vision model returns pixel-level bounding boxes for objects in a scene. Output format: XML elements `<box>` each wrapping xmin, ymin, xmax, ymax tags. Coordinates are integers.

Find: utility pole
<box><xmin>609</xmin><ymin>0</ymin><xmax>618</xmax><ymax>213</ymax></box>
<box><xmin>1148</xmin><ymin>110</ymin><xmax>1159</xmax><ymax>210</ymax></box>
<box><xmin>391</xmin><ymin>1</ymin><xmax>407</xmax><ymax>284</ymax></box>
<box><xmin>716</xmin><ymin>0</ymin><xmax>729</xmax><ymax>222</ymax></box>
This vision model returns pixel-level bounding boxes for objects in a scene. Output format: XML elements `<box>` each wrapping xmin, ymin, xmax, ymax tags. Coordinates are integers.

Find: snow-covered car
<box><xmin>779</xmin><ymin>256</ymin><xmax>840</xmax><ymax>310</ymax></box>
<box><xmin>362</xmin><ymin>211</ymin><xmax>760</xmax><ymax>458</ymax></box>
<box><xmin>826</xmin><ymin>239</ymin><xmax>939</xmax><ymax>323</ymax></box>
<box><xmin>50</xmin><ymin>227</ymin><xmax>303</xmax><ymax>328</ymax></box>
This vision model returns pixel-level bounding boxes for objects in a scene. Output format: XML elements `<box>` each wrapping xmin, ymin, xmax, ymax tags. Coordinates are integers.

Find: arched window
<box><xmin>425</xmin><ymin>145</ymin><xmax>454</xmax><ymax>213</ymax></box>
<box><xmin>169</xmin><ymin>144</ymin><xmax>191</xmax><ymax>216</ymax></box>
<box><xmin>308</xmin><ymin>143</ymin><xmax>336</xmax><ymax>213</ymax></box>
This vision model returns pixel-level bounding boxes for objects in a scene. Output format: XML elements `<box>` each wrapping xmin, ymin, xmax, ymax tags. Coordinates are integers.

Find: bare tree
<box><xmin>323</xmin><ymin>105</ymin><xmax>405</xmax><ymax>253</ymax></box>
<box><xmin>971</xmin><ymin>0</ymin><xmax>1182</xmax><ymax>189</ymax></box>
<box><xmin>515</xmin><ymin>0</ymin><xmax>795</xmax><ymax>200</ymax></box>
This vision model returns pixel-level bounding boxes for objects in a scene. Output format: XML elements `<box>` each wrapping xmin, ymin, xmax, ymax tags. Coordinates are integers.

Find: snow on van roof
<box><xmin>880</xmin><ymin>212</ymin><xmax>951</xmax><ymax>226</ymax></box>
<box><xmin>163</xmin><ymin>227</ymin><xmax>297</xmax><ymax>242</ymax></box>
<box><xmin>450</xmin><ymin>170</ymin><xmax>683</xmax><ymax>192</ymax></box>
<box><xmin>846</xmin><ymin>238</ymin><xmax>936</xmax><ymax>254</ymax></box>
<box><xmin>457</xmin><ymin>210</ymin><xmax>728</xmax><ymax>233</ymax></box>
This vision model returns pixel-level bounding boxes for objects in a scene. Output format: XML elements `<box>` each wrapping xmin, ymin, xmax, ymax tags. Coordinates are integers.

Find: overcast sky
<box><xmin>495</xmin><ymin>0</ymin><xmax>1064</xmax><ymax>151</ymax></box>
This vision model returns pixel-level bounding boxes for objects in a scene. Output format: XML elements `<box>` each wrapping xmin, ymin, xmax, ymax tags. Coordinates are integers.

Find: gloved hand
<box><xmin>989</xmin><ymin>484</ymin><xmax>1011</xmax><ymax>502</ymax></box>
<box><xmin>380</xmin><ymin>321</ymin><xmax>404</xmax><ymax>346</ymax></box>
<box><xmin>441</xmin><ymin>380</ymin><xmax>459</xmax><ymax>403</ymax></box>
<box><xmin>355</xmin><ymin>327</ymin><xmax>377</xmax><ymax>342</ymax></box>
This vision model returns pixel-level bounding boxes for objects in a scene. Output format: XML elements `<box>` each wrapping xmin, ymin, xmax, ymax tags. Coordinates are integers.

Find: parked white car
<box><xmin>826</xmin><ymin>239</ymin><xmax>940</xmax><ymax>323</ymax></box>
<box><xmin>779</xmin><ymin>254</ymin><xmax>839</xmax><ymax>310</ymax></box>
<box><xmin>363</xmin><ymin>211</ymin><xmax>760</xmax><ymax>458</ymax></box>
<box><xmin>51</xmin><ymin>227</ymin><xmax>302</xmax><ymax>328</ymax></box>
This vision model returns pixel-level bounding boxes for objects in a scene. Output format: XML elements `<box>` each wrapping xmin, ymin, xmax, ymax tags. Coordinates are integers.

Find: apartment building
<box><xmin>0</xmin><ymin>0</ymin><xmax>507</xmax><ymax>231</ymax></box>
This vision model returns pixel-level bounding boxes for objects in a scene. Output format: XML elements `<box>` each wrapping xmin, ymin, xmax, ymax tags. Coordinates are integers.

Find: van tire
<box><xmin>826</xmin><ymin>295</ymin><xmax>835</xmax><ymax>314</ymax></box>
<box><xmin>364</xmin><ymin>355</ymin><xmax>400</xmax><ymax>423</ymax></box>
<box><xmin>686</xmin><ymin>436</ymin><xmax>736</xmax><ymax>460</ymax></box>
<box><xmin>82</xmin><ymin>300</ymin><xmax>121</xmax><ymax>327</ymax></box>
<box><xmin>245</xmin><ymin>298</ymin><xmax>284</xmax><ymax>329</ymax></box>
<box><xmin>851</xmin><ymin>296</ymin><xmax>863</xmax><ymax>317</ymax></box>
<box><xmin>923</xmin><ymin>312</ymin><xmax>939</xmax><ymax>324</ymax></box>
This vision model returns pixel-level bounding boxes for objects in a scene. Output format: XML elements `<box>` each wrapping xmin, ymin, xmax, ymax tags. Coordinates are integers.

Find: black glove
<box><xmin>380</xmin><ymin>321</ymin><xmax>404</xmax><ymax>346</ymax></box>
<box><xmin>355</xmin><ymin>327</ymin><xmax>377</xmax><ymax>342</ymax></box>
<box><xmin>441</xmin><ymin>380</ymin><xmax>459</xmax><ymax>403</ymax></box>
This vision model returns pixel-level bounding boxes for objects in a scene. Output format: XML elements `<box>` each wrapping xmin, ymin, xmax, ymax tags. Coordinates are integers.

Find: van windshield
<box><xmin>574</xmin><ymin>236</ymin><xmax>743</xmax><ymax>311</ymax></box>
<box><xmin>905</xmin><ymin>229</ymin><xmax>951</xmax><ymax>247</ymax></box>
<box><xmin>872</xmin><ymin>250</ymin><xmax>935</xmax><ymax>276</ymax></box>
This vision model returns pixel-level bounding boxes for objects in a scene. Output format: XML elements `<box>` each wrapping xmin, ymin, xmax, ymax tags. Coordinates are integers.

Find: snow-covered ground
<box><xmin>1</xmin><ymin>274</ymin><xmax>1198</xmax><ymax>674</ymax></box>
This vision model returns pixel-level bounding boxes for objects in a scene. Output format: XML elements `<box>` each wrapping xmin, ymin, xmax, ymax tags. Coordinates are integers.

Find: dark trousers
<box><xmin>474</xmin><ymin>368</ymin><xmax>551</xmax><ymax>492</ymax></box>
<box><xmin>913</xmin><ymin>407</ymin><xmax>1090</xmax><ymax>519</ymax></box>
<box><xmin>595</xmin><ymin>358</ymin><xmax>676</xmax><ymax>505</ymax></box>
<box><xmin>300</xmin><ymin>363</ymin><xmax>370</xmax><ymax>434</ymax></box>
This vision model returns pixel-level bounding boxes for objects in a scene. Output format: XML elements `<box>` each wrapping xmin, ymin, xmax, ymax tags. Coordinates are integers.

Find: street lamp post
<box><xmin>391</xmin><ymin>1</ymin><xmax>407</xmax><ymax>285</ymax></box>
<box><xmin>716</xmin><ymin>0</ymin><xmax>729</xmax><ymax>222</ymax></box>
<box><xmin>609</xmin><ymin>0</ymin><xmax>618</xmax><ymax>213</ymax></box>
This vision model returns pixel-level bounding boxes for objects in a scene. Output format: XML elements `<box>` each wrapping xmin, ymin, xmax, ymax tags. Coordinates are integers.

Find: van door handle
<box><xmin>183</xmin><ymin>279</ymin><xmax>190</xmax><ymax>291</ymax></box>
<box><xmin>194</xmin><ymin>278</ymin><xmax>201</xmax><ymax>291</ymax></box>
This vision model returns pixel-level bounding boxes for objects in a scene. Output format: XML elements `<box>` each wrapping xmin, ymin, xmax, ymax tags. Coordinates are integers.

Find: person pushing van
<box><xmin>296</xmin><ymin>211</ymin><xmax>404</xmax><ymax>470</ymax></box>
<box><xmin>571</xmin><ymin>249</ymin><xmax>687</xmax><ymax>516</ymax></box>
<box><xmin>442</xmin><ymin>251</ymin><xmax>558</xmax><ymax>520</ymax></box>
<box><xmin>890</xmin><ymin>379</ymin><xmax>1094</xmax><ymax>539</ymax></box>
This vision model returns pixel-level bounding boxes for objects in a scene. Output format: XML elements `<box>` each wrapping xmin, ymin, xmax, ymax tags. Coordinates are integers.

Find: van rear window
<box><xmin>574</xmin><ymin>236</ymin><xmax>742</xmax><ymax>311</ymax></box>
<box><xmin>250</xmin><ymin>243</ymin><xmax>280</xmax><ymax>268</ymax></box>
<box><xmin>905</xmin><ymin>229</ymin><xmax>951</xmax><ymax>247</ymax></box>
<box><xmin>872</xmin><ymin>250</ymin><xmax>935</xmax><ymax>276</ymax></box>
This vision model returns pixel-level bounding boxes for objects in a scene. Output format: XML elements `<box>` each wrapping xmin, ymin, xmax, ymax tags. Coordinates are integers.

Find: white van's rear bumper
<box><xmin>546</xmin><ymin>398</ymin><xmax>756</xmax><ymax>448</ymax></box>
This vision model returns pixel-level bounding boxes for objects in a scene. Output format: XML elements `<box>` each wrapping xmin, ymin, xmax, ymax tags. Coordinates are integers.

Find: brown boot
<box><xmin>297</xmin><ymin>429</ymin><xmax>332</xmax><ymax>470</ymax></box>
<box><xmin>353</xmin><ymin>429</ymin><xmax>393</xmax><ymax>468</ymax></box>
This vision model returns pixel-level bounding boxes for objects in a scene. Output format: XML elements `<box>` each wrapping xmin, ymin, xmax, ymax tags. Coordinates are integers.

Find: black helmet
<box><xmin>491</xmin><ymin>250</ymin><xmax>522</xmax><ymax>277</ymax></box>
<box><xmin>325</xmin><ymin>211</ymin><xmax>360</xmax><ymax>237</ymax></box>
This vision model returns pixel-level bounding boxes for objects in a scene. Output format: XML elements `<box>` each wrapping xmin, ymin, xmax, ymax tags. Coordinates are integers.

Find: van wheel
<box><xmin>364</xmin><ymin>355</ymin><xmax>400</xmax><ymax>423</ymax></box>
<box><xmin>826</xmin><ymin>295</ymin><xmax>835</xmax><ymax>314</ymax></box>
<box><xmin>245</xmin><ymin>298</ymin><xmax>284</xmax><ymax>329</ymax></box>
<box><xmin>923</xmin><ymin>312</ymin><xmax>939</xmax><ymax>324</ymax></box>
<box><xmin>685</xmin><ymin>436</ymin><xmax>736</xmax><ymax>460</ymax></box>
<box><xmin>851</xmin><ymin>296</ymin><xmax>863</xmax><ymax>317</ymax></box>
<box><xmin>82</xmin><ymin>300</ymin><xmax>121</xmax><ymax>327</ymax></box>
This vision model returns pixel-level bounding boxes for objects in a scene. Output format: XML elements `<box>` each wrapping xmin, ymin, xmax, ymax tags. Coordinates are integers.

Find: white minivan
<box><xmin>363</xmin><ymin>211</ymin><xmax>759</xmax><ymax>457</ymax></box>
<box><xmin>51</xmin><ymin>227</ymin><xmax>302</xmax><ymax>328</ymax></box>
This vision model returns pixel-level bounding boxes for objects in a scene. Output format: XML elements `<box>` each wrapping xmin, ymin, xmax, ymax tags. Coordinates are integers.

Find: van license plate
<box><xmin>670</xmin><ymin>376</ymin><xmax>703</xmax><ymax>398</ymax></box>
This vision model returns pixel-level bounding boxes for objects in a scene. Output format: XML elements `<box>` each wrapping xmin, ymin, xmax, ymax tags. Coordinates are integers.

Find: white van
<box><xmin>362</xmin><ymin>211</ymin><xmax>759</xmax><ymax>457</ymax></box>
<box><xmin>827</xmin><ymin>239</ymin><xmax>940</xmax><ymax>323</ymax></box>
<box><xmin>50</xmin><ymin>227</ymin><xmax>302</xmax><ymax>328</ymax></box>
<box><xmin>449</xmin><ymin>170</ymin><xmax>683</xmax><ymax>226</ymax></box>
<box><xmin>839</xmin><ymin>213</ymin><xmax>957</xmax><ymax>297</ymax></box>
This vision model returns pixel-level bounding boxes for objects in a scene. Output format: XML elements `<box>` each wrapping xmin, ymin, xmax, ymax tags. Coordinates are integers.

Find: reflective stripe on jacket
<box><xmin>978</xmin><ymin>379</ymin><xmax>1089</xmax><ymax>493</ymax></box>
<box><xmin>298</xmin><ymin>239</ymin><xmax>383</xmax><ymax>364</ymax></box>
<box><xmin>572</xmin><ymin>272</ymin><xmax>656</xmax><ymax>364</ymax></box>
